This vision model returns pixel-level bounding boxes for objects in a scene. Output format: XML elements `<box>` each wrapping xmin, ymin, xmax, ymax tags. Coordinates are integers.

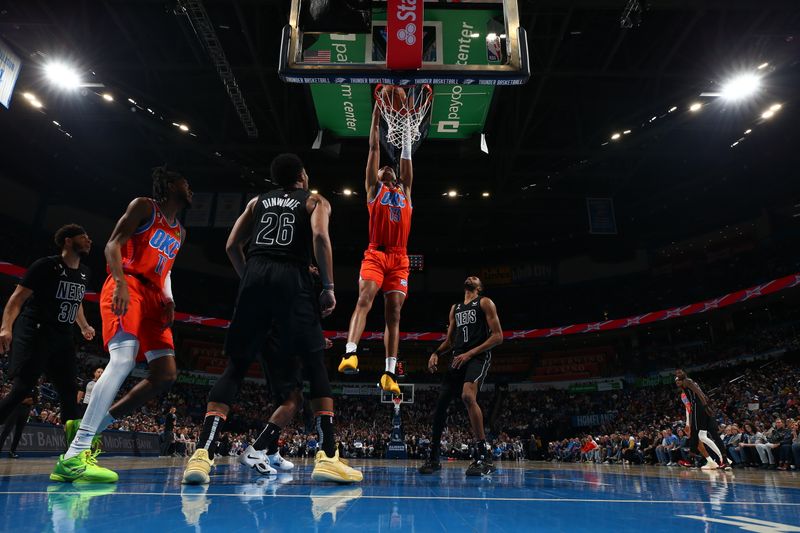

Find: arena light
<box><xmin>610</xmin><ymin>132</ymin><xmax>621</xmax><ymax>140</ymax></box>
<box><xmin>310</xmin><ymin>189</ymin><xmax>319</xmax><ymax>194</ymax></box>
<box><xmin>447</xmin><ymin>190</ymin><xmax>458</xmax><ymax>197</ymax></box>
<box><xmin>689</xmin><ymin>102</ymin><xmax>702</xmax><ymax>112</ymax></box>
<box><xmin>761</xmin><ymin>110</ymin><xmax>775</xmax><ymax>119</ymax></box>
<box><xmin>52</xmin><ymin>120</ymin><xmax>60</xmax><ymax>126</ymax></box>
<box><xmin>769</xmin><ymin>103</ymin><xmax>782</xmax><ymax>112</ymax></box>
<box><xmin>744</xmin><ymin>129</ymin><xmax>752</xmax><ymax>135</ymax></box>
<box><xmin>482</xmin><ymin>192</ymin><xmax>490</xmax><ymax>197</ymax></box>
<box><xmin>179</xmin><ymin>124</ymin><xmax>189</xmax><ymax>132</ymax></box>
<box><xmin>44</xmin><ymin>62</ymin><xmax>82</xmax><ymax>90</ymax></box>
<box><xmin>127</xmin><ymin>97</ymin><xmax>136</xmax><ymax>104</ymax></box>
<box><xmin>343</xmin><ymin>188</ymin><xmax>353</xmax><ymax>196</ymax></box>
<box><xmin>22</xmin><ymin>92</ymin><xmax>36</xmax><ymax>101</ymax></box>
<box><xmin>757</xmin><ymin>62</ymin><xmax>769</xmax><ymax>70</ymax></box>
<box><xmin>623</xmin><ymin>130</ymin><xmax>631</xmax><ymax>135</ymax></box>
<box><xmin>720</xmin><ymin>73</ymin><xmax>761</xmax><ymax>101</ymax></box>
<box><xmin>668</xmin><ymin>106</ymin><xmax>677</xmax><ymax>113</ymax></box>
<box><xmin>102</xmin><ymin>93</ymin><xmax>114</xmax><ymax>102</ymax></box>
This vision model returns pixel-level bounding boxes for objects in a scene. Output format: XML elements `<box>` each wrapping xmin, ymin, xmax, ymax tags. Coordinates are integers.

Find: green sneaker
<box><xmin>64</xmin><ymin>419</ymin><xmax>80</xmax><ymax>447</ymax></box>
<box><xmin>63</xmin><ymin>420</ymin><xmax>104</xmax><ymax>453</ymax></box>
<box><xmin>50</xmin><ymin>450</ymin><xmax>118</xmax><ymax>484</ymax></box>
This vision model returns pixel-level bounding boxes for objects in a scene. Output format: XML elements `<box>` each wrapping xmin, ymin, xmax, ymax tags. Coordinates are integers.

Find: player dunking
<box><xmin>339</xmin><ymin>103</ymin><xmax>413</xmax><ymax>395</ymax></box>
<box><xmin>182</xmin><ymin>153</ymin><xmax>361</xmax><ymax>485</ymax></box>
<box><xmin>675</xmin><ymin>369</ymin><xmax>730</xmax><ymax>470</ymax></box>
<box><xmin>419</xmin><ymin>276</ymin><xmax>503</xmax><ymax>476</ymax></box>
<box><xmin>52</xmin><ymin>166</ymin><xmax>191</xmax><ymax>483</ymax></box>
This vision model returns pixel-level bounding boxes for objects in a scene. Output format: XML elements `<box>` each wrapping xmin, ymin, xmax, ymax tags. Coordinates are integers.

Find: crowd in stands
<box><xmin>548</xmin><ymin>359</ymin><xmax>800</xmax><ymax>470</ymax></box>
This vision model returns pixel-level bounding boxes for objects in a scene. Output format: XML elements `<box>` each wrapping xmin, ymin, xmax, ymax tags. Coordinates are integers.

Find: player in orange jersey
<box><xmin>53</xmin><ymin>166</ymin><xmax>192</xmax><ymax>483</ymax></box>
<box><xmin>338</xmin><ymin>105</ymin><xmax>413</xmax><ymax>395</ymax></box>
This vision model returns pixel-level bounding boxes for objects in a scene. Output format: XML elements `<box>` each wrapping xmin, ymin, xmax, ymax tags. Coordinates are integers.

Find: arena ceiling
<box><xmin>1</xmin><ymin>0</ymin><xmax>799</xmax><ymax>258</ymax></box>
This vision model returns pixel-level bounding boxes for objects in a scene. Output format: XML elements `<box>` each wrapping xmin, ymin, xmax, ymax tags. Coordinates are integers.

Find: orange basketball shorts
<box><xmin>100</xmin><ymin>274</ymin><xmax>174</xmax><ymax>362</ymax></box>
<box><xmin>359</xmin><ymin>249</ymin><xmax>410</xmax><ymax>295</ymax></box>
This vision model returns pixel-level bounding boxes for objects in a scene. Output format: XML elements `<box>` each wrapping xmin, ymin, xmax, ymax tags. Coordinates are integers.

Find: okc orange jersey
<box><xmin>113</xmin><ymin>199</ymin><xmax>183</xmax><ymax>289</ymax></box>
<box><xmin>367</xmin><ymin>183</ymin><xmax>412</xmax><ymax>249</ymax></box>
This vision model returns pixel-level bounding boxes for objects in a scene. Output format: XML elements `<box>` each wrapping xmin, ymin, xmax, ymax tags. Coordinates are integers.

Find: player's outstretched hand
<box><xmin>162</xmin><ymin>301</ymin><xmax>176</xmax><ymax>329</ymax></box>
<box><xmin>428</xmin><ymin>354</ymin><xmax>438</xmax><ymax>373</ymax></box>
<box><xmin>0</xmin><ymin>329</ymin><xmax>11</xmax><ymax>355</ymax></box>
<box><xmin>320</xmin><ymin>289</ymin><xmax>336</xmax><ymax>318</ymax></box>
<box><xmin>112</xmin><ymin>281</ymin><xmax>131</xmax><ymax>316</ymax></box>
<box><xmin>81</xmin><ymin>325</ymin><xmax>96</xmax><ymax>341</ymax></box>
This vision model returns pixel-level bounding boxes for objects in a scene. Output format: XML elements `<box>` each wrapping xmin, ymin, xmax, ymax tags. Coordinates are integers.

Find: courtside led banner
<box><xmin>0</xmin><ymin>39</ymin><xmax>21</xmax><ymax>109</ymax></box>
<box><xmin>3</xmin><ymin>262</ymin><xmax>799</xmax><ymax>341</ymax></box>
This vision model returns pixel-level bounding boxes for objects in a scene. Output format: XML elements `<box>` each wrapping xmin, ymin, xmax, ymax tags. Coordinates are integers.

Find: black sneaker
<box><xmin>465</xmin><ymin>459</ymin><xmax>496</xmax><ymax>477</ymax></box>
<box><xmin>418</xmin><ymin>460</ymin><xmax>441</xmax><ymax>474</ymax></box>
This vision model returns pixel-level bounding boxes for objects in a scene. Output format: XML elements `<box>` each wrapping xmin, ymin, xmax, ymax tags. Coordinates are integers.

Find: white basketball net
<box><xmin>392</xmin><ymin>396</ymin><xmax>403</xmax><ymax>413</ymax></box>
<box><xmin>374</xmin><ymin>84</ymin><xmax>433</xmax><ymax>149</ymax></box>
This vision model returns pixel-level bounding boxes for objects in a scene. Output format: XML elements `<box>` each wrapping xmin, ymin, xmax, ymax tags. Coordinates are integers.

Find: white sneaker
<box><xmin>239</xmin><ymin>445</ymin><xmax>277</xmax><ymax>475</ymax></box>
<box><xmin>268</xmin><ymin>451</ymin><xmax>294</xmax><ymax>471</ymax></box>
<box><xmin>701</xmin><ymin>459</ymin><xmax>718</xmax><ymax>471</ymax></box>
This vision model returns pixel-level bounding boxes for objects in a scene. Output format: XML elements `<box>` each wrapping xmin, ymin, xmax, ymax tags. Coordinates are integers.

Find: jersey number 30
<box><xmin>256</xmin><ymin>212</ymin><xmax>295</xmax><ymax>246</ymax></box>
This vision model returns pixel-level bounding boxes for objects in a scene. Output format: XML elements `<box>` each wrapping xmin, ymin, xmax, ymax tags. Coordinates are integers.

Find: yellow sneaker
<box><xmin>379</xmin><ymin>372</ymin><xmax>401</xmax><ymax>395</ymax></box>
<box><xmin>311</xmin><ymin>450</ymin><xmax>363</xmax><ymax>483</ymax></box>
<box><xmin>338</xmin><ymin>354</ymin><xmax>359</xmax><ymax>374</ymax></box>
<box><xmin>182</xmin><ymin>448</ymin><xmax>213</xmax><ymax>485</ymax></box>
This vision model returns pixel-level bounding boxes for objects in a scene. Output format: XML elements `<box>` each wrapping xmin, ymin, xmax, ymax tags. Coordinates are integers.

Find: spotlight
<box><xmin>757</xmin><ymin>62</ymin><xmax>769</xmax><ymax>70</ymax></box>
<box><xmin>720</xmin><ymin>73</ymin><xmax>761</xmax><ymax>101</ymax></box>
<box><xmin>611</xmin><ymin>133</ymin><xmax>621</xmax><ymax>140</ymax></box>
<box><xmin>761</xmin><ymin>110</ymin><xmax>774</xmax><ymax>119</ymax></box>
<box><xmin>482</xmin><ymin>192</ymin><xmax>490</xmax><ymax>197</ymax></box>
<box><xmin>310</xmin><ymin>189</ymin><xmax>319</xmax><ymax>194</ymax></box>
<box><xmin>22</xmin><ymin>92</ymin><xmax>35</xmax><ymax>101</ymax></box>
<box><xmin>127</xmin><ymin>98</ymin><xmax>136</xmax><ymax>104</ymax></box>
<box><xmin>668</xmin><ymin>106</ymin><xmax>677</xmax><ymax>113</ymax></box>
<box><xmin>769</xmin><ymin>103</ymin><xmax>782</xmax><ymax>112</ymax></box>
<box><xmin>52</xmin><ymin>120</ymin><xmax>60</xmax><ymax>126</ymax></box>
<box><xmin>102</xmin><ymin>93</ymin><xmax>114</xmax><ymax>102</ymax></box>
<box><xmin>44</xmin><ymin>62</ymin><xmax>82</xmax><ymax>90</ymax></box>
<box><xmin>689</xmin><ymin>102</ymin><xmax>702</xmax><ymax>112</ymax></box>
<box><xmin>343</xmin><ymin>188</ymin><xmax>352</xmax><ymax>196</ymax></box>
<box><xmin>179</xmin><ymin>124</ymin><xmax>189</xmax><ymax>132</ymax></box>
<box><xmin>448</xmin><ymin>190</ymin><xmax>457</xmax><ymax>197</ymax></box>
<box><xmin>623</xmin><ymin>130</ymin><xmax>631</xmax><ymax>135</ymax></box>
<box><xmin>744</xmin><ymin>129</ymin><xmax>752</xmax><ymax>135</ymax></box>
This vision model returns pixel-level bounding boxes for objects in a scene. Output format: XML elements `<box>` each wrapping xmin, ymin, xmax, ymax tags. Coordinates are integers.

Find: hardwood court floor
<box><xmin>0</xmin><ymin>457</ymin><xmax>797</xmax><ymax>531</ymax></box>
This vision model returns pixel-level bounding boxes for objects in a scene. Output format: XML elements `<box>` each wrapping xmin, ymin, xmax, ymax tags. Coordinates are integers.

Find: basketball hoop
<box><xmin>391</xmin><ymin>396</ymin><xmax>403</xmax><ymax>413</ymax></box>
<box><xmin>374</xmin><ymin>84</ymin><xmax>433</xmax><ymax>150</ymax></box>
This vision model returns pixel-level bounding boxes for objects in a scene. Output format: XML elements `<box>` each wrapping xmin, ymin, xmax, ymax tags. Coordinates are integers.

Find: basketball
<box><xmin>381</xmin><ymin>85</ymin><xmax>407</xmax><ymax>112</ymax></box>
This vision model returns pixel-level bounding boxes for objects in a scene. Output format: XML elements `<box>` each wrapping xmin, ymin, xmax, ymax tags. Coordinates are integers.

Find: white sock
<box><xmin>698</xmin><ymin>430</ymin><xmax>724</xmax><ymax>462</ymax></box>
<box><xmin>386</xmin><ymin>357</ymin><xmax>397</xmax><ymax>374</ymax></box>
<box><xmin>345</xmin><ymin>342</ymin><xmax>358</xmax><ymax>354</ymax></box>
<box><xmin>65</xmin><ymin>334</ymin><xmax>137</xmax><ymax>459</ymax></box>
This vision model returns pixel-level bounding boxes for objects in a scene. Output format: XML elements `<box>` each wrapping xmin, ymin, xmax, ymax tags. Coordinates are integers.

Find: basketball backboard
<box><xmin>279</xmin><ymin>0</ymin><xmax>530</xmax><ymax>86</ymax></box>
<box><xmin>280</xmin><ymin>0</ymin><xmax>529</xmax><ymax>141</ymax></box>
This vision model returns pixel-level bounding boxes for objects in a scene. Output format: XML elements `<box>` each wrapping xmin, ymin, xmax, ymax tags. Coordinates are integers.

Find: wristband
<box><xmin>322</xmin><ymin>283</ymin><xmax>334</xmax><ymax>290</ymax></box>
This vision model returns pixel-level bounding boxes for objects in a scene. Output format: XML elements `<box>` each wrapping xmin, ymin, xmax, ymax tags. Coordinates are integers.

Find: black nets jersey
<box><xmin>453</xmin><ymin>296</ymin><xmax>490</xmax><ymax>355</ymax></box>
<box><xmin>246</xmin><ymin>188</ymin><xmax>312</xmax><ymax>265</ymax></box>
<box><xmin>18</xmin><ymin>256</ymin><xmax>90</xmax><ymax>333</ymax></box>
